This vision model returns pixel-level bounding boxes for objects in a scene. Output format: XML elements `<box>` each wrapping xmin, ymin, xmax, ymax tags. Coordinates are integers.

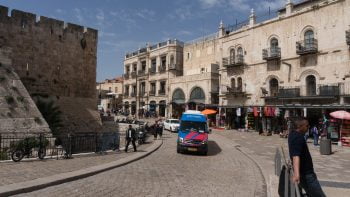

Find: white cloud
<box><xmin>255</xmin><ymin>0</ymin><xmax>285</xmax><ymax>12</ymax></box>
<box><xmin>96</xmin><ymin>9</ymin><xmax>105</xmax><ymax>25</ymax></box>
<box><xmin>198</xmin><ymin>0</ymin><xmax>223</xmax><ymax>8</ymax></box>
<box><xmin>136</xmin><ymin>9</ymin><xmax>156</xmax><ymax>21</ymax></box>
<box><xmin>177</xmin><ymin>30</ymin><xmax>193</xmax><ymax>36</ymax></box>
<box><xmin>226</xmin><ymin>0</ymin><xmax>250</xmax><ymax>12</ymax></box>
<box><xmin>55</xmin><ymin>9</ymin><xmax>64</xmax><ymax>14</ymax></box>
<box><xmin>73</xmin><ymin>8</ymin><xmax>84</xmax><ymax>23</ymax></box>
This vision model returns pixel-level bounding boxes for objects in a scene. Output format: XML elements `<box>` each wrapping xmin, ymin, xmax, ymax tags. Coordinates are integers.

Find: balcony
<box><xmin>131</xmin><ymin>72</ymin><xmax>136</xmax><ymax>78</ymax></box>
<box><xmin>123</xmin><ymin>73</ymin><xmax>130</xmax><ymax>79</ymax></box>
<box><xmin>138</xmin><ymin>70</ymin><xmax>146</xmax><ymax>76</ymax></box>
<box><xmin>130</xmin><ymin>92</ymin><xmax>136</xmax><ymax>97</ymax></box>
<box><xmin>158</xmin><ymin>90</ymin><xmax>166</xmax><ymax>95</ymax></box>
<box><xmin>278</xmin><ymin>87</ymin><xmax>300</xmax><ymax>98</ymax></box>
<box><xmin>346</xmin><ymin>30</ymin><xmax>350</xmax><ymax>46</ymax></box>
<box><xmin>222</xmin><ymin>86</ymin><xmax>247</xmax><ymax>97</ymax></box>
<box><xmin>139</xmin><ymin>91</ymin><xmax>147</xmax><ymax>97</ymax></box>
<box><xmin>149</xmin><ymin>90</ymin><xmax>156</xmax><ymax>96</ymax></box>
<box><xmin>149</xmin><ymin>67</ymin><xmax>156</xmax><ymax>75</ymax></box>
<box><xmin>159</xmin><ymin>65</ymin><xmax>166</xmax><ymax>73</ymax></box>
<box><xmin>296</xmin><ymin>39</ymin><xmax>318</xmax><ymax>55</ymax></box>
<box><xmin>222</xmin><ymin>54</ymin><xmax>244</xmax><ymax>68</ymax></box>
<box><xmin>265</xmin><ymin>84</ymin><xmax>339</xmax><ymax>99</ymax></box>
<box><xmin>169</xmin><ymin>63</ymin><xmax>177</xmax><ymax>70</ymax></box>
<box><xmin>124</xmin><ymin>93</ymin><xmax>129</xmax><ymax>98</ymax></box>
<box><xmin>262</xmin><ymin>47</ymin><xmax>281</xmax><ymax>60</ymax></box>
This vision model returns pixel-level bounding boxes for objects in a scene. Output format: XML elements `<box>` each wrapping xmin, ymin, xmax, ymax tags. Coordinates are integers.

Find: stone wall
<box><xmin>0</xmin><ymin>5</ymin><xmax>102</xmax><ymax>132</ymax></box>
<box><xmin>0</xmin><ymin>47</ymin><xmax>50</xmax><ymax>134</ymax></box>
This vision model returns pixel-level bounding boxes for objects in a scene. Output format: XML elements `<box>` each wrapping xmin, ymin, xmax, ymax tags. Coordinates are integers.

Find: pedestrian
<box><xmin>152</xmin><ymin>123</ymin><xmax>158</xmax><ymax>140</ymax></box>
<box><xmin>157</xmin><ymin>123</ymin><xmax>163</xmax><ymax>139</ymax></box>
<box><xmin>288</xmin><ymin>118</ymin><xmax>326</xmax><ymax>197</ymax></box>
<box><xmin>311</xmin><ymin>125</ymin><xmax>319</xmax><ymax>146</ymax></box>
<box><xmin>125</xmin><ymin>124</ymin><xmax>137</xmax><ymax>152</ymax></box>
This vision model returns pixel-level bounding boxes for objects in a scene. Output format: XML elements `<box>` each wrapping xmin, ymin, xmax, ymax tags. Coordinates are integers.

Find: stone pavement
<box><xmin>15</xmin><ymin>132</ymin><xmax>266</xmax><ymax>197</ymax></box>
<box><xmin>216</xmin><ymin>130</ymin><xmax>350</xmax><ymax>197</ymax></box>
<box><xmin>0</xmin><ymin>136</ymin><xmax>154</xmax><ymax>187</ymax></box>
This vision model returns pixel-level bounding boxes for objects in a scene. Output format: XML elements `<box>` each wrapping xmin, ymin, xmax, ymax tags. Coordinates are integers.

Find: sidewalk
<box><xmin>0</xmin><ymin>137</ymin><xmax>162</xmax><ymax>196</ymax></box>
<box><xmin>215</xmin><ymin>129</ymin><xmax>350</xmax><ymax>197</ymax></box>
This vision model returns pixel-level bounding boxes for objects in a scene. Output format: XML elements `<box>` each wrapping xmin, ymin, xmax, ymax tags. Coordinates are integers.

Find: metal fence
<box><xmin>275</xmin><ymin>146</ymin><xmax>301</xmax><ymax>197</ymax></box>
<box><xmin>0</xmin><ymin>132</ymin><xmax>120</xmax><ymax>161</ymax></box>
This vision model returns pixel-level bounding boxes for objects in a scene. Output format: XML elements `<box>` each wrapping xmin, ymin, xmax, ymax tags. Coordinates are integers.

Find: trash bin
<box><xmin>320</xmin><ymin>138</ymin><xmax>332</xmax><ymax>155</ymax></box>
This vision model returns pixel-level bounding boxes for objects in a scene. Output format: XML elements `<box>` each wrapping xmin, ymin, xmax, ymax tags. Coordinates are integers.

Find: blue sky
<box><xmin>0</xmin><ymin>0</ymin><xmax>294</xmax><ymax>81</ymax></box>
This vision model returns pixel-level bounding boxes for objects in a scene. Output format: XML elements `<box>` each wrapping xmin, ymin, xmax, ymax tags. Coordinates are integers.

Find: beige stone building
<box><xmin>96</xmin><ymin>77</ymin><xmax>123</xmax><ymax>113</ymax></box>
<box><xmin>216</xmin><ymin>0</ymin><xmax>350</xmax><ymax>130</ymax></box>
<box><xmin>123</xmin><ymin>40</ymin><xmax>184</xmax><ymax>117</ymax></box>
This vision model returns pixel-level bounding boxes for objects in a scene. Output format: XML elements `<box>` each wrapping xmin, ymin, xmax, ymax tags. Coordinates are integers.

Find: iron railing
<box><xmin>149</xmin><ymin>67</ymin><xmax>156</xmax><ymax>74</ymax></box>
<box><xmin>262</xmin><ymin>47</ymin><xmax>281</xmax><ymax>60</ymax></box>
<box><xmin>222</xmin><ymin>54</ymin><xmax>244</xmax><ymax>67</ymax></box>
<box><xmin>158</xmin><ymin>90</ymin><xmax>166</xmax><ymax>95</ymax></box>
<box><xmin>0</xmin><ymin>132</ymin><xmax>120</xmax><ymax>161</ymax></box>
<box><xmin>269</xmin><ymin>84</ymin><xmax>340</xmax><ymax>98</ymax></box>
<box><xmin>131</xmin><ymin>72</ymin><xmax>136</xmax><ymax>78</ymax></box>
<box><xmin>158</xmin><ymin>65</ymin><xmax>166</xmax><ymax>73</ymax></box>
<box><xmin>278</xmin><ymin>87</ymin><xmax>301</xmax><ymax>97</ymax></box>
<box><xmin>346</xmin><ymin>30</ymin><xmax>350</xmax><ymax>46</ymax></box>
<box><xmin>149</xmin><ymin>91</ymin><xmax>155</xmax><ymax>96</ymax></box>
<box><xmin>139</xmin><ymin>47</ymin><xmax>147</xmax><ymax>54</ymax></box>
<box><xmin>138</xmin><ymin>70</ymin><xmax>146</xmax><ymax>76</ymax></box>
<box><xmin>123</xmin><ymin>73</ymin><xmax>130</xmax><ymax>79</ymax></box>
<box><xmin>275</xmin><ymin>147</ymin><xmax>301</xmax><ymax>197</ymax></box>
<box><xmin>130</xmin><ymin>92</ymin><xmax>136</xmax><ymax>97</ymax></box>
<box><xmin>296</xmin><ymin>38</ymin><xmax>318</xmax><ymax>55</ymax></box>
<box><xmin>169</xmin><ymin>63</ymin><xmax>176</xmax><ymax>70</ymax></box>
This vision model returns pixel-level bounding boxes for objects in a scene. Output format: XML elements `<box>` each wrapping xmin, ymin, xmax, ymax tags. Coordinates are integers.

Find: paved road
<box><xmin>16</xmin><ymin>131</ymin><xmax>266</xmax><ymax>197</ymax></box>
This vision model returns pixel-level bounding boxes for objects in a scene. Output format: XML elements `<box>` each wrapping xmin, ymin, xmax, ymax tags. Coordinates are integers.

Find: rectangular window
<box><xmin>133</xmin><ymin>64</ymin><xmax>137</xmax><ymax>72</ymax></box>
<box><xmin>115</xmin><ymin>87</ymin><xmax>118</xmax><ymax>93</ymax></box>
<box><xmin>141</xmin><ymin>61</ymin><xmax>146</xmax><ymax>71</ymax></box>
<box><xmin>161</xmin><ymin>56</ymin><xmax>166</xmax><ymax>68</ymax></box>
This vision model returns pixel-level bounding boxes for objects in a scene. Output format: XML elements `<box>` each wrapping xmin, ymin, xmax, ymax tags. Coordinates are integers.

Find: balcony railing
<box><xmin>124</xmin><ymin>93</ymin><xmax>129</xmax><ymax>98</ymax></box>
<box><xmin>131</xmin><ymin>72</ymin><xmax>136</xmax><ymax>78</ymax></box>
<box><xmin>158</xmin><ymin>90</ymin><xmax>166</xmax><ymax>95</ymax></box>
<box><xmin>222</xmin><ymin>54</ymin><xmax>244</xmax><ymax>68</ymax></box>
<box><xmin>139</xmin><ymin>47</ymin><xmax>147</xmax><ymax>54</ymax></box>
<box><xmin>149</xmin><ymin>91</ymin><xmax>156</xmax><ymax>96</ymax></box>
<box><xmin>346</xmin><ymin>30</ymin><xmax>350</xmax><ymax>46</ymax></box>
<box><xmin>296</xmin><ymin>38</ymin><xmax>318</xmax><ymax>55</ymax></box>
<box><xmin>139</xmin><ymin>91</ymin><xmax>147</xmax><ymax>97</ymax></box>
<box><xmin>138</xmin><ymin>70</ymin><xmax>146</xmax><ymax>76</ymax></box>
<box><xmin>159</xmin><ymin>65</ymin><xmax>166</xmax><ymax>73</ymax></box>
<box><xmin>169</xmin><ymin>63</ymin><xmax>176</xmax><ymax>70</ymax></box>
<box><xmin>266</xmin><ymin>84</ymin><xmax>340</xmax><ymax>98</ymax></box>
<box><xmin>149</xmin><ymin>67</ymin><xmax>156</xmax><ymax>74</ymax></box>
<box><xmin>123</xmin><ymin>73</ymin><xmax>130</xmax><ymax>79</ymax></box>
<box><xmin>130</xmin><ymin>92</ymin><xmax>136</xmax><ymax>97</ymax></box>
<box><xmin>262</xmin><ymin>47</ymin><xmax>281</xmax><ymax>60</ymax></box>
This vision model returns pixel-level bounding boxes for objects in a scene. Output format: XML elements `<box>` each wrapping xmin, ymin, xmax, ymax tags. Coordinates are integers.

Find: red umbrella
<box><xmin>330</xmin><ymin>110</ymin><xmax>350</xmax><ymax>120</ymax></box>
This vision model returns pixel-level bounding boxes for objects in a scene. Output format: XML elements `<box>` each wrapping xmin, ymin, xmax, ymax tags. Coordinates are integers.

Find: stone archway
<box><xmin>172</xmin><ymin>88</ymin><xmax>186</xmax><ymax>118</ymax></box>
<box><xmin>189</xmin><ymin>87</ymin><xmax>205</xmax><ymax>110</ymax></box>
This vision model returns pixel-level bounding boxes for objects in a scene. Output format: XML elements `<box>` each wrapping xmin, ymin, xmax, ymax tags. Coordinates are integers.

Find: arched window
<box><xmin>306</xmin><ymin>75</ymin><xmax>316</xmax><ymax>96</ymax></box>
<box><xmin>237</xmin><ymin>77</ymin><xmax>243</xmax><ymax>92</ymax></box>
<box><xmin>172</xmin><ymin>89</ymin><xmax>185</xmax><ymax>104</ymax></box>
<box><xmin>304</xmin><ymin>30</ymin><xmax>314</xmax><ymax>49</ymax></box>
<box><xmin>190</xmin><ymin>87</ymin><xmax>205</xmax><ymax>103</ymax></box>
<box><xmin>230</xmin><ymin>48</ymin><xmax>235</xmax><ymax>63</ymax></box>
<box><xmin>269</xmin><ymin>78</ymin><xmax>279</xmax><ymax>97</ymax></box>
<box><xmin>270</xmin><ymin>38</ymin><xmax>278</xmax><ymax>48</ymax></box>
<box><xmin>237</xmin><ymin>47</ymin><xmax>243</xmax><ymax>56</ymax></box>
<box><xmin>231</xmin><ymin>78</ymin><xmax>236</xmax><ymax>89</ymax></box>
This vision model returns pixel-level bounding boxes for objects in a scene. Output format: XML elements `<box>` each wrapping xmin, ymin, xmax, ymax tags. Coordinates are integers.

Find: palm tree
<box><xmin>35</xmin><ymin>99</ymin><xmax>63</xmax><ymax>135</ymax></box>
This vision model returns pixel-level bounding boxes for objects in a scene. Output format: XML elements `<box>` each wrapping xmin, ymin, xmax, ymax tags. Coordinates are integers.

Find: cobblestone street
<box><xmin>15</xmin><ymin>131</ymin><xmax>266</xmax><ymax>197</ymax></box>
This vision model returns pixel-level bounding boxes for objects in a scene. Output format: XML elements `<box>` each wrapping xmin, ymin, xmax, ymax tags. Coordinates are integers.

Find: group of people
<box><xmin>124</xmin><ymin>121</ymin><xmax>164</xmax><ymax>153</ymax></box>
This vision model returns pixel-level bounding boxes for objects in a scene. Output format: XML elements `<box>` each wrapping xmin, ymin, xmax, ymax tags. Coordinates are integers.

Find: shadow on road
<box><xmin>207</xmin><ymin>140</ymin><xmax>222</xmax><ymax>156</ymax></box>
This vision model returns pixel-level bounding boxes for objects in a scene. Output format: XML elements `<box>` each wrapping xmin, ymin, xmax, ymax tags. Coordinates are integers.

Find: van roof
<box><xmin>181</xmin><ymin>113</ymin><xmax>206</xmax><ymax>122</ymax></box>
<box><xmin>183</xmin><ymin>110</ymin><xmax>202</xmax><ymax>114</ymax></box>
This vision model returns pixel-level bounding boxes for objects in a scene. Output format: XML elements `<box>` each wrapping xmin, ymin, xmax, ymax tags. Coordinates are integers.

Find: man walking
<box><xmin>125</xmin><ymin>125</ymin><xmax>137</xmax><ymax>152</ymax></box>
<box><xmin>288</xmin><ymin>118</ymin><xmax>326</xmax><ymax>197</ymax></box>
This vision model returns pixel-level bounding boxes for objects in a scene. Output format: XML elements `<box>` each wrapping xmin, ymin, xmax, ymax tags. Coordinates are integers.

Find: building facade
<box><xmin>123</xmin><ymin>39</ymin><xmax>184</xmax><ymax>118</ymax></box>
<box><xmin>217</xmin><ymin>0</ymin><xmax>350</xmax><ymax>130</ymax></box>
<box><xmin>97</xmin><ymin>77</ymin><xmax>123</xmax><ymax>113</ymax></box>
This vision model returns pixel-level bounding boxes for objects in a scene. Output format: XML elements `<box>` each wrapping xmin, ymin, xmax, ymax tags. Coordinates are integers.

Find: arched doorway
<box><xmin>306</xmin><ymin>75</ymin><xmax>316</xmax><ymax>96</ymax></box>
<box><xmin>269</xmin><ymin>78</ymin><xmax>279</xmax><ymax>97</ymax></box>
<box><xmin>159</xmin><ymin>100</ymin><xmax>166</xmax><ymax>117</ymax></box>
<box><xmin>189</xmin><ymin>87</ymin><xmax>205</xmax><ymax>110</ymax></box>
<box><xmin>172</xmin><ymin>89</ymin><xmax>186</xmax><ymax>118</ymax></box>
<box><xmin>237</xmin><ymin>77</ymin><xmax>243</xmax><ymax>92</ymax></box>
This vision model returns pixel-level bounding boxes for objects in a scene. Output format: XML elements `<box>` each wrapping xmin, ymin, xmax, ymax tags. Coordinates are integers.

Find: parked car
<box><xmin>164</xmin><ymin>119</ymin><xmax>180</xmax><ymax>132</ymax></box>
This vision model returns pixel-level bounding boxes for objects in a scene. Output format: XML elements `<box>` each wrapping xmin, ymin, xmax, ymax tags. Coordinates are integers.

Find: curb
<box><xmin>0</xmin><ymin>139</ymin><xmax>163</xmax><ymax>197</ymax></box>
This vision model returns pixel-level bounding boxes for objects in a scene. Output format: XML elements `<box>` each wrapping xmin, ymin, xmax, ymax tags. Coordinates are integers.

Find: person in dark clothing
<box><xmin>125</xmin><ymin>125</ymin><xmax>137</xmax><ymax>152</ymax></box>
<box><xmin>288</xmin><ymin>118</ymin><xmax>326</xmax><ymax>197</ymax></box>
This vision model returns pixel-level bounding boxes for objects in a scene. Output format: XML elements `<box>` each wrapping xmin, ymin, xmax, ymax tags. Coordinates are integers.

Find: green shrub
<box><xmin>17</xmin><ymin>96</ymin><xmax>24</xmax><ymax>102</ymax></box>
<box><xmin>5</xmin><ymin>96</ymin><xmax>15</xmax><ymax>104</ymax></box>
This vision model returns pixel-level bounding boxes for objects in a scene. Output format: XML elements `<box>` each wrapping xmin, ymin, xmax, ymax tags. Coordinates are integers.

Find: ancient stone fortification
<box><xmin>0</xmin><ymin>5</ymin><xmax>102</xmax><ymax>133</ymax></box>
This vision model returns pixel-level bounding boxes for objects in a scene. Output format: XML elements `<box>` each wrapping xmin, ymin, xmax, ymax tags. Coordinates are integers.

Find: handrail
<box><xmin>276</xmin><ymin>146</ymin><xmax>301</xmax><ymax>197</ymax></box>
